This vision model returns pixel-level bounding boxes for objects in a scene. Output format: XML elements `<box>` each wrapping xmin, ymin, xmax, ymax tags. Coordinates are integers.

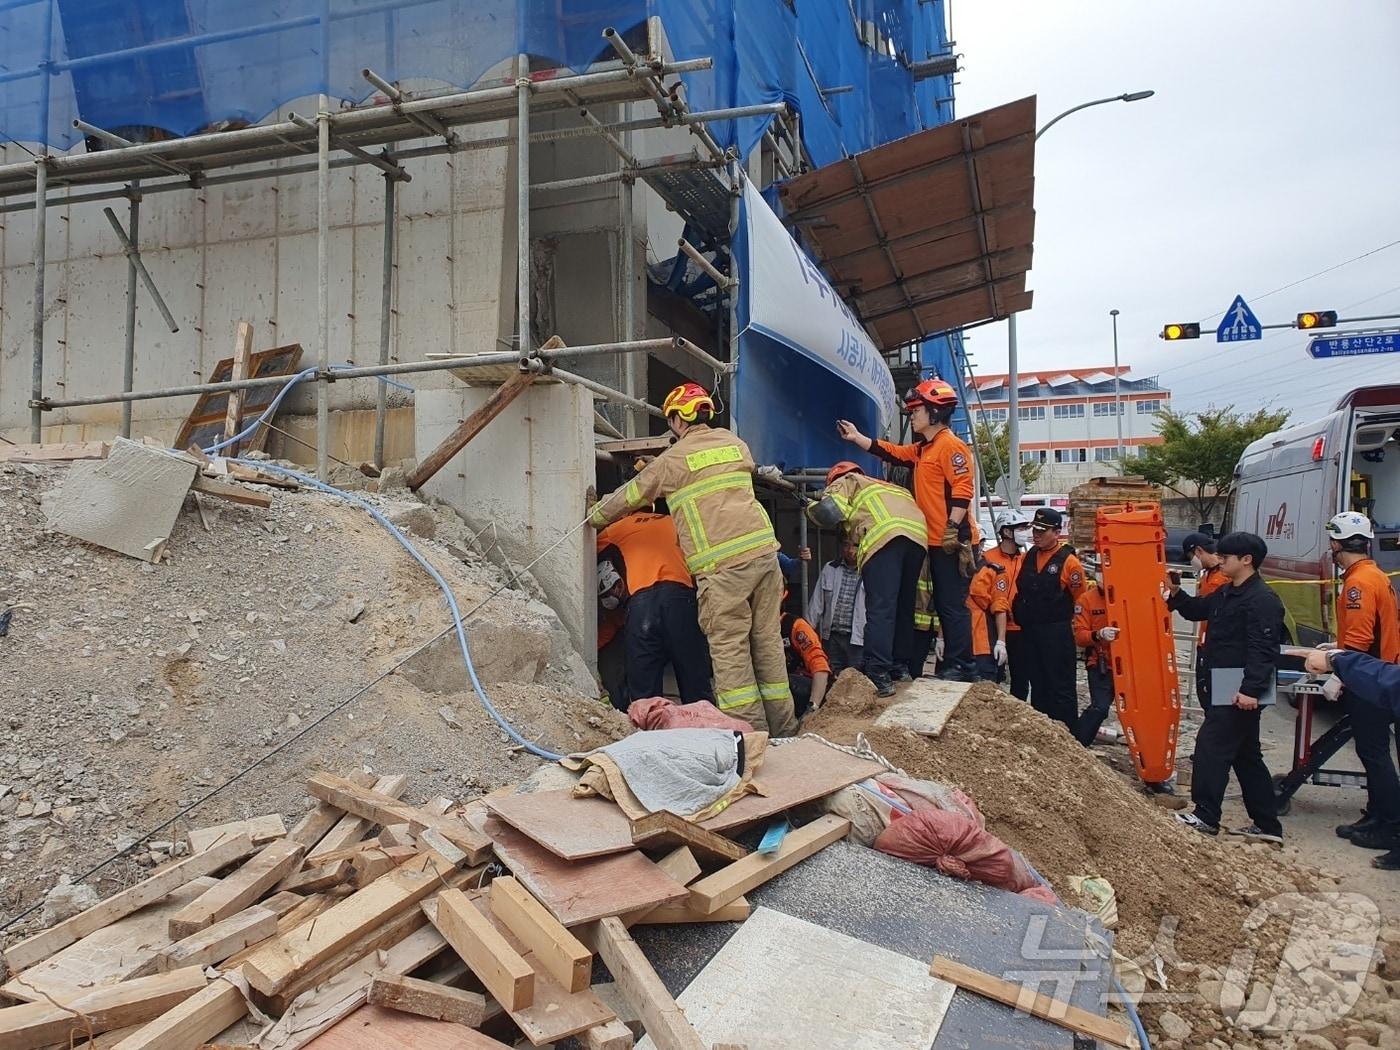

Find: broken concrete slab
<box><xmin>874</xmin><ymin>678</ymin><xmax>971</xmax><ymax>738</ymax></box>
<box><xmin>43</xmin><ymin>438</ymin><xmax>199</xmax><ymax>562</ymax></box>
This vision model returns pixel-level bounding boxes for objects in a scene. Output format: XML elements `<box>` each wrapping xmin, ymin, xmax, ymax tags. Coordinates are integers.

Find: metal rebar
<box><xmin>29</xmin><ymin>158</ymin><xmax>47</xmax><ymax>442</ymax></box>
<box><xmin>120</xmin><ymin>183</ymin><xmax>139</xmax><ymax>438</ymax></box>
<box><xmin>101</xmin><ymin>207</ymin><xmax>179</xmax><ymax>333</ymax></box>
<box><xmin>374</xmin><ymin>166</ymin><xmax>396</xmax><ymax>469</ymax></box>
<box><xmin>316</xmin><ymin>103</ymin><xmax>331</xmax><ymax>481</ymax></box>
<box><xmin>516</xmin><ymin>55</ymin><xmax>531</xmax><ymax>357</ymax></box>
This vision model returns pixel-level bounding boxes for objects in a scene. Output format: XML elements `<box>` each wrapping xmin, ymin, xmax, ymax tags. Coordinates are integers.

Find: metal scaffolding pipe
<box><xmin>576</xmin><ymin>105</ymin><xmax>639</xmax><ymax>167</ymax></box>
<box><xmin>288</xmin><ymin>112</ymin><xmax>410</xmax><ymax>181</ymax></box>
<box><xmin>619</xmin><ymin>99</ymin><xmax>639</xmax><ymax>437</ymax></box>
<box><xmin>678</xmin><ymin>237</ymin><xmax>732</xmax><ymax>289</ymax></box>
<box><xmin>120</xmin><ymin>183</ymin><xmax>140</xmax><ymax>438</ymax></box>
<box><xmin>516</xmin><ymin>55</ymin><xmax>531</xmax><ymax>356</ymax></box>
<box><xmin>726</xmin><ymin>159</ymin><xmax>743</xmax><ymax>423</ymax></box>
<box><xmin>73</xmin><ymin>120</ymin><xmax>192</xmax><ymax>180</ymax></box>
<box><xmin>102</xmin><ymin>207</ymin><xmax>180</xmax><ymax>333</ymax></box>
<box><xmin>374</xmin><ymin>165</ymin><xmax>396</xmax><ymax>469</ymax></box>
<box><xmin>527</xmin><ymin>360</ymin><xmax>662</xmax><ymax>418</ymax></box>
<box><xmin>316</xmin><ymin>104</ymin><xmax>331</xmax><ymax>480</ymax></box>
<box><xmin>363</xmin><ymin>67</ymin><xmax>460</xmax><ymax>146</ymax></box>
<box><xmin>29</xmin><ymin>158</ymin><xmax>47</xmax><ymax>442</ymax></box>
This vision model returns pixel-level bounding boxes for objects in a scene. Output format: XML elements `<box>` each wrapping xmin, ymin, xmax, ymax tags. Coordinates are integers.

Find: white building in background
<box><xmin>971</xmin><ymin>366</ymin><xmax>1171</xmax><ymax>490</ymax></box>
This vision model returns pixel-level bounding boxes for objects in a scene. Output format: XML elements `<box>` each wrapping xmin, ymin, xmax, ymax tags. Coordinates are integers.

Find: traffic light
<box><xmin>1296</xmin><ymin>310</ymin><xmax>1338</xmax><ymax>330</ymax></box>
<box><xmin>1161</xmin><ymin>322</ymin><xmax>1201</xmax><ymax>340</ymax></box>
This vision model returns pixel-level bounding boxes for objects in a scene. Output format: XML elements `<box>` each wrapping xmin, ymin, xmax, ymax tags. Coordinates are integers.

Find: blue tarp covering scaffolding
<box><xmin>0</xmin><ymin>0</ymin><xmax>954</xmax><ymax>169</ymax></box>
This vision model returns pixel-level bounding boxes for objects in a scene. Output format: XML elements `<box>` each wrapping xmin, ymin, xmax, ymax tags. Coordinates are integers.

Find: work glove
<box><xmin>940</xmin><ymin>523</ymin><xmax>962</xmax><ymax>554</ymax></box>
<box><xmin>934</xmin><ymin>636</ymin><xmax>945</xmax><ymax>662</ymax></box>
<box><xmin>755</xmin><ymin>464</ymin><xmax>785</xmax><ymax>484</ymax></box>
<box><xmin>1159</xmin><ymin>582</ymin><xmax>1173</xmax><ymax>602</ymax></box>
<box><xmin>993</xmin><ymin>640</ymin><xmax>1007</xmax><ymax>666</ymax></box>
<box><xmin>958</xmin><ymin>543</ymin><xmax>976</xmax><ymax>579</ymax></box>
<box><xmin>1096</xmin><ymin>627</ymin><xmax>1120</xmax><ymax>643</ymax></box>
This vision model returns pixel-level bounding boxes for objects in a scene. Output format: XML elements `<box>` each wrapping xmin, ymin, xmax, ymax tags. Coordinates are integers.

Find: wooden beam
<box><xmin>306</xmin><ymin>773</ymin><xmax>491</xmax><ymax>864</ymax></box>
<box><xmin>0</xmin><ymin>967</ymin><xmax>207</xmax><ymax>1050</ymax></box>
<box><xmin>629</xmin><ymin>812</ymin><xmax>748</xmax><ymax>863</ymax></box>
<box><xmin>222</xmin><ymin>321</ymin><xmax>254</xmax><ymax>455</ymax></box>
<box><xmin>622</xmin><ymin>848</ymin><xmax>701</xmax><ymax>929</ymax></box>
<box><xmin>929</xmin><ymin>957</ymin><xmax>1132</xmax><ymax>1048</ymax></box>
<box><xmin>108</xmin><ymin>979</ymin><xmax>247</xmax><ymax>1050</ymax></box>
<box><xmin>580</xmin><ymin>1019</ymin><xmax>635</xmax><ymax>1050</ymax></box>
<box><xmin>351</xmin><ymin>846</ymin><xmax>419</xmax><ymax>888</ymax></box>
<box><xmin>168</xmin><ymin>840</ymin><xmax>305</xmax><ymax>938</ymax></box>
<box><xmin>132</xmin><ymin>906</ymin><xmax>277</xmax><ymax>977</ymax></box>
<box><xmin>281</xmin><ymin>859</ymin><xmax>353</xmax><ymax>895</ymax></box>
<box><xmin>220</xmin><ymin>894</ymin><xmax>330</xmax><ymax>970</ymax></box>
<box><xmin>632</xmin><ymin>897</ymin><xmax>750</xmax><ymax>925</ymax></box>
<box><xmin>685</xmin><ymin>815</ymin><xmax>849</xmax><ymax>915</ymax></box>
<box><xmin>429</xmin><ymin>889</ymin><xmax>534</xmax><ymax>1013</ymax></box>
<box><xmin>0</xmin><ymin>441</ymin><xmax>108</xmax><ymax>463</ymax></box>
<box><xmin>190</xmin><ymin>475</ymin><xmax>272</xmax><ymax>509</ymax></box>
<box><xmin>187</xmin><ymin>815</ymin><xmax>285</xmax><ymax>855</ymax></box>
<box><xmin>582</xmin><ymin>918</ymin><xmax>704</xmax><ymax>1050</ymax></box>
<box><xmin>287</xmin><ymin>771</ymin><xmax>376</xmax><ymax>850</ymax></box>
<box><xmin>306</xmin><ymin>774</ymin><xmax>410</xmax><ymax>864</ymax></box>
<box><xmin>405</xmin><ymin>369</ymin><xmax>538</xmax><ymax>491</ymax></box>
<box><xmin>367</xmin><ymin>974</ymin><xmax>488</xmax><ymax>1027</ymax></box>
<box><xmin>488</xmin><ymin>877</ymin><xmax>591</xmax><ymax>994</ymax></box>
<box><xmin>1</xmin><ymin>834</ymin><xmax>255</xmax><ymax>975</ymax></box>
<box><xmin>242</xmin><ymin>853</ymin><xmax>456</xmax><ymax>997</ymax></box>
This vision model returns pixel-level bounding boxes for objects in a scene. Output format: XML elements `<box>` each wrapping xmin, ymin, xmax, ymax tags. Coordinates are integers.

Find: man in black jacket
<box><xmin>1166</xmin><ymin>531</ymin><xmax>1285</xmax><ymax>843</ymax></box>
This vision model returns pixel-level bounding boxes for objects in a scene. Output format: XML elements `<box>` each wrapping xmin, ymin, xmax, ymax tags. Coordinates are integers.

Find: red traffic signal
<box><xmin>1162</xmin><ymin>322</ymin><xmax>1201</xmax><ymax>340</ymax></box>
<box><xmin>1297</xmin><ymin>310</ymin><xmax>1338</xmax><ymax>330</ymax></box>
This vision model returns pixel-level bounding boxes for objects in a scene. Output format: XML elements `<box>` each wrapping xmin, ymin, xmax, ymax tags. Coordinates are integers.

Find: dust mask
<box><xmin>1191</xmin><ymin>555</ymin><xmax>1202</xmax><ymax>571</ymax></box>
<box><xmin>600</xmin><ymin>594</ymin><xmax>620</xmax><ymax>611</ymax></box>
<box><xmin>1014</xmin><ymin>529</ymin><xmax>1032</xmax><ymax>545</ymax></box>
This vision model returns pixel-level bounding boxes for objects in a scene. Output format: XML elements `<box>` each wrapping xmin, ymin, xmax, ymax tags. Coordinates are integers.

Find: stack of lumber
<box><xmin>0</xmin><ymin>746</ymin><xmax>878</xmax><ymax>1050</ymax></box>
<box><xmin>1067</xmin><ymin>475</ymin><xmax>1163</xmax><ymax>554</ymax></box>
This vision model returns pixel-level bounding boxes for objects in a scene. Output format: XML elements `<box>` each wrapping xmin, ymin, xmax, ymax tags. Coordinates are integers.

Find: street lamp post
<box><xmin>1110</xmin><ymin>308</ymin><xmax>1124</xmax><ymax>463</ymax></box>
<box><xmin>1003</xmin><ymin>90</ymin><xmax>1154</xmax><ymax>505</ymax></box>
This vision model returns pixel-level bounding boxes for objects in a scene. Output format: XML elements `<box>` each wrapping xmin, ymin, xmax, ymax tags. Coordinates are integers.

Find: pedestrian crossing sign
<box><xmin>1216</xmin><ymin>294</ymin><xmax>1262</xmax><ymax>342</ymax></box>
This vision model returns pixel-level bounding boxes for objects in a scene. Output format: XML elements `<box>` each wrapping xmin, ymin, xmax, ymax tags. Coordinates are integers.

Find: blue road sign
<box><xmin>1216</xmin><ymin>294</ymin><xmax>1263</xmax><ymax>342</ymax></box>
<box><xmin>1307</xmin><ymin>331</ymin><xmax>1400</xmax><ymax>359</ymax></box>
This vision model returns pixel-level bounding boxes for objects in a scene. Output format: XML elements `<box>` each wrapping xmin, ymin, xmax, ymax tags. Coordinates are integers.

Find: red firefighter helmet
<box><xmin>661</xmin><ymin>382</ymin><xmax>715</xmax><ymax>423</ymax></box>
<box><xmin>826</xmin><ymin>461</ymin><xmax>864</xmax><ymax>487</ymax></box>
<box><xmin>902</xmin><ymin>378</ymin><xmax>959</xmax><ymax>414</ymax></box>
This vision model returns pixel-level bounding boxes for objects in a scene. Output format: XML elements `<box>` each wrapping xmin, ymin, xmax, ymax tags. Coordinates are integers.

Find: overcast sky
<box><xmin>950</xmin><ymin>1</ymin><xmax>1400</xmax><ymax>424</ymax></box>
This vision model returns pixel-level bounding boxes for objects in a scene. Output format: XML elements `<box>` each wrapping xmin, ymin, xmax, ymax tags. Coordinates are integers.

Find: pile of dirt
<box><xmin>806</xmin><ymin>672</ymin><xmax>1400</xmax><ymax>1050</ymax></box>
<box><xmin>0</xmin><ymin>461</ymin><xmax>628</xmax><ymax>929</ymax></box>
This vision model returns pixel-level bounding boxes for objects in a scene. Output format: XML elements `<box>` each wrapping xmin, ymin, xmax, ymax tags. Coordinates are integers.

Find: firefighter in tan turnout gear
<box><xmin>589</xmin><ymin>382</ymin><xmax>796</xmax><ymax>736</ymax></box>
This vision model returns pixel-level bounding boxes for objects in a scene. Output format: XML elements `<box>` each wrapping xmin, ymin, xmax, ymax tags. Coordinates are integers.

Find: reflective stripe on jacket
<box><xmin>589</xmin><ymin>424</ymin><xmax>778</xmax><ymax>577</ymax></box>
<box><xmin>821</xmin><ymin>473</ymin><xmax>928</xmax><ymax>571</ymax></box>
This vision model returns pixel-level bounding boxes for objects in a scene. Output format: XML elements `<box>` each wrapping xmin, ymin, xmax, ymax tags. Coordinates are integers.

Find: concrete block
<box><xmin>43</xmin><ymin>438</ymin><xmax>199</xmax><ymax>562</ymax></box>
<box><xmin>873</xmin><ymin>678</ymin><xmax>972</xmax><ymax>738</ymax></box>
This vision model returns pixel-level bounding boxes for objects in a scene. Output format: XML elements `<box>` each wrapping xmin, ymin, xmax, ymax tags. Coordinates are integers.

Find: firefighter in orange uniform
<box><xmin>1182</xmin><ymin>532</ymin><xmax>1228</xmax><ymax>703</ymax></box>
<box><xmin>589</xmin><ymin>383</ymin><xmax>794</xmax><ymax>736</ymax></box>
<box><xmin>983</xmin><ymin>510</ymin><xmax>1031</xmax><ymax>698</ymax></box>
<box><xmin>1011</xmin><ymin>507</ymin><xmax>1089</xmax><ymax>729</ymax></box>
<box><xmin>836</xmin><ymin>378</ymin><xmax>980</xmax><ymax>682</ymax></box>
<box><xmin>1072</xmin><ymin>578</ymin><xmax>1119</xmax><ymax>745</ymax></box>
<box><xmin>966</xmin><ymin>555</ymin><xmax>1011</xmax><ymax>683</ymax></box>
<box><xmin>1327</xmin><ymin>512</ymin><xmax>1400</xmax><ymax>851</ymax></box>
<box><xmin>782</xmin><ymin>599</ymin><xmax>832</xmax><ymax>716</ymax></box>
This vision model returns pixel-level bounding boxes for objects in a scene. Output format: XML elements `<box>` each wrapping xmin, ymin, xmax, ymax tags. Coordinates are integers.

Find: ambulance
<box><xmin>1230</xmin><ymin>385</ymin><xmax>1400</xmax><ymax>644</ymax></box>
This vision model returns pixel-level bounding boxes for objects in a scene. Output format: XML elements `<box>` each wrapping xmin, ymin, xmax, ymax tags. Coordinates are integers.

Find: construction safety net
<box><xmin>0</xmin><ymin>0</ymin><xmax>954</xmax><ymax>167</ymax></box>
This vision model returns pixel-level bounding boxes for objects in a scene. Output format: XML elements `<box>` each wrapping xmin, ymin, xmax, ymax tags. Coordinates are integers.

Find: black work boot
<box><xmin>1336</xmin><ymin>815</ymin><xmax>1380</xmax><ymax>840</ymax></box>
<box><xmin>1349</xmin><ymin>822</ymin><xmax>1400</xmax><ymax>851</ymax></box>
<box><xmin>873</xmin><ymin>676</ymin><xmax>896</xmax><ymax>698</ymax></box>
<box><xmin>1373</xmin><ymin>849</ymin><xmax>1400</xmax><ymax>871</ymax></box>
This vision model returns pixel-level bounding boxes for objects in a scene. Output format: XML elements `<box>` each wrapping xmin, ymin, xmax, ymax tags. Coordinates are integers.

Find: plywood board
<box><xmin>637</xmin><ymin>908</ymin><xmax>954</xmax><ymax>1050</ymax></box>
<box><xmin>699</xmin><ymin>739</ymin><xmax>883</xmax><ymax>835</ymax></box>
<box><xmin>475</xmin><ymin>815</ymin><xmax>689</xmax><ymax>927</ymax></box>
<box><xmin>302</xmin><ymin>1004</ymin><xmax>512</xmax><ymax>1050</ymax></box>
<box><xmin>173</xmin><ymin>343</ymin><xmax>304</xmax><ymax>454</ymax></box>
<box><xmin>484</xmin><ymin>791</ymin><xmax>634</xmax><ymax>860</ymax></box>
<box><xmin>872</xmin><ymin>678</ymin><xmax>971</xmax><ymax>738</ymax></box>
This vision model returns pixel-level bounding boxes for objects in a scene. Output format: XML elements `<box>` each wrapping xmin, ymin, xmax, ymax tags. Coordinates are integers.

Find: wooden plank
<box><xmin>367</xmin><ymin>974</ymin><xmax>487</xmax><ymax>1027</ymax></box>
<box><xmin>427</xmin><ymin>889</ymin><xmax>533</xmax><ymax>1013</ymax></box>
<box><xmin>699</xmin><ymin>739</ymin><xmax>882</xmax><ymax>835</ymax></box>
<box><xmin>132</xmin><ymin>907</ymin><xmax>278</xmax><ymax>977</ymax></box>
<box><xmin>580</xmin><ymin>1019</ymin><xmax>634</xmax><ymax>1050</ymax></box>
<box><xmin>929</xmin><ymin>956</ymin><xmax>1132</xmax><ymax>1048</ymax></box>
<box><xmin>484</xmin><ymin>791</ymin><xmax>635</xmax><ymax>860</ymax></box>
<box><xmin>474</xmin><ymin>814</ymin><xmax>688</xmax><ymax>928</ymax></box>
<box><xmin>108</xmin><ymin>980</ymin><xmax>246</xmax><ymax>1050</ymax></box>
<box><xmin>288</xmin><ymin>839</ymin><xmax>380</xmax><ymax>870</ymax></box>
<box><xmin>488</xmin><ymin>877</ymin><xmax>591</xmax><ymax>994</ymax></box>
<box><xmin>0</xmin><ymin>967</ymin><xmax>207</xmax><ymax>1050</ymax></box>
<box><xmin>685</xmin><ymin>815</ymin><xmax>849</xmax><ymax>915</ymax></box>
<box><xmin>281</xmin><ymin>860</ymin><xmax>352</xmax><ymax>895</ymax></box>
<box><xmin>2</xmin><ymin>835</ymin><xmax>256</xmax><ymax>975</ymax></box>
<box><xmin>405</xmin><ymin>369</ymin><xmax>538</xmax><ymax>491</ymax></box>
<box><xmin>243</xmin><ymin>854</ymin><xmax>456</xmax><ymax>997</ymax></box>
<box><xmin>288</xmin><ymin>771</ymin><xmax>377</xmax><ymax>851</ymax></box>
<box><xmin>632</xmin><ymin>897</ymin><xmax>750</xmax><ymax>925</ymax></box>
<box><xmin>307</xmin><ymin>775</ymin><xmax>410</xmax><ymax>864</ymax></box>
<box><xmin>0</xmin><ymin>441</ymin><xmax>108</xmax><ymax>463</ymax></box>
<box><xmin>220</xmin><ymin>894</ymin><xmax>329</xmax><ymax>971</ymax></box>
<box><xmin>222</xmin><ymin>321</ymin><xmax>254</xmax><ymax>454</ymax></box>
<box><xmin>583</xmin><ymin>918</ymin><xmax>705</xmax><ymax>1050</ymax></box>
<box><xmin>190</xmin><ymin>476</ymin><xmax>272</xmax><ymax>509</ymax></box>
<box><xmin>622</xmin><ymin>847</ymin><xmax>704</xmax><ymax>929</ymax></box>
<box><xmin>306</xmin><ymin>774</ymin><xmax>491</xmax><ymax>865</ymax></box>
<box><xmin>351</xmin><ymin>847</ymin><xmax>418</xmax><ymax>888</ymax></box>
<box><xmin>414</xmin><ymin>829</ymin><xmax>466</xmax><ymax>869</ymax></box>
<box><xmin>169</xmin><ymin>840</ymin><xmax>305</xmax><ymax>938</ymax></box>
<box><xmin>630</xmin><ymin>812</ymin><xmax>748</xmax><ymax>864</ymax></box>
<box><xmin>187</xmin><ymin>816</ymin><xmax>286</xmax><ymax>855</ymax></box>
<box><xmin>300</xmin><ymin>1004</ymin><xmax>511</xmax><ymax>1050</ymax></box>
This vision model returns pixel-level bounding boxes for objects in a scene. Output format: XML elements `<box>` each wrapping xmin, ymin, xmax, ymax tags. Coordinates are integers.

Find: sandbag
<box><xmin>874</xmin><ymin>808</ymin><xmax>1041</xmax><ymax>896</ymax></box>
<box><xmin>628</xmin><ymin>697</ymin><xmax>752</xmax><ymax>733</ymax></box>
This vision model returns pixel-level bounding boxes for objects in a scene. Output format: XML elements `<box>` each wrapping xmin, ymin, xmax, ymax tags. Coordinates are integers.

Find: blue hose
<box><xmin>1019</xmin><ymin>856</ymin><xmax>1152</xmax><ymax>1050</ymax></box>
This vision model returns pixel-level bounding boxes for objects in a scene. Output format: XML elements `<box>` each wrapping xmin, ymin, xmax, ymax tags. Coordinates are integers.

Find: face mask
<box><xmin>600</xmin><ymin>594</ymin><xmax>620</xmax><ymax>611</ymax></box>
<box><xmin>1013</xmin><ymin>529</ymin><xmax>1032</xmax><ymax>545</ymax></box>
<box><xmin>1190</xmin><ymin>555</ymin><xmax>1202</xmax><ymax>571</ymax></box>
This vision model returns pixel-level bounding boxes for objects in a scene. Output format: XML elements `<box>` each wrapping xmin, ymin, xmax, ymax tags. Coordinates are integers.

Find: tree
<box><xmin>974</xmin><ymin>420</ymin><xmax>1041</xmax><ymax>492</ymax></box>
<box><xmin>1121</xmin><ymin>405</ymin><xmax>1290</xmax><ymax>525</ymax></box>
